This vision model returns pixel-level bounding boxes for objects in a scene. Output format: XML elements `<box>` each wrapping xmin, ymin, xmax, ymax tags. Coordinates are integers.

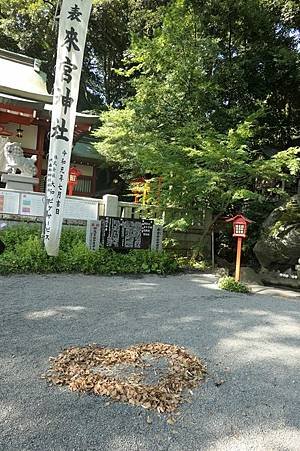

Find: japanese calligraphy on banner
<box><xmin>44</xmin><ymin>0</ymin><xmax>92</xmax><ymax>256</ymax></box>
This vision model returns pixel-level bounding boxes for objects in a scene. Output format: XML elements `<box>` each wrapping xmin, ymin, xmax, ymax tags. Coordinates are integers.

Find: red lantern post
<box><xmin>67</xmin><ymin>167</ymin><xmax>81</xmax><ymax>196</ymax></box>
<box><xmin>225</xmin><ymin>214</ymin><xmax>253</xmax><ymax>282</ymax></box>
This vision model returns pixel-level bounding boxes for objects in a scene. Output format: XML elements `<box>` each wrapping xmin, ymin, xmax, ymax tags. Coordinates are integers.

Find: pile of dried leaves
<box><xmin>43</xmin><ymin>342</ymin><xmax>206</xmax><ymax>414</ymax></box>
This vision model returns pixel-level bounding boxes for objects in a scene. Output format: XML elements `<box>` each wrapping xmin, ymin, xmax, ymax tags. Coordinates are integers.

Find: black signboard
<box><xmin>99</xmin><ymin>216</ymin><xmax>153</xmax><ymax>250</ymax></box>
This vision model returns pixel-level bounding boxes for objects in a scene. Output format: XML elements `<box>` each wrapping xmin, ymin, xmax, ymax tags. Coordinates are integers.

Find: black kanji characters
<box><xmin>61</xmin><ymin>56</ymin><xmax>78</xmax><ymax>83</ymax></box>
<box><xmin>68</xmin><ymin>4</ymin><xmax>82</xmax><ymax>22</ymax></box>
<box><xmin>62</xmin><ymin>87</ymin><xmax>74</xmax><ymax>114</ymax></box>
<box><xmin>63</xmin><ymin>27</ymin><xmax>80</xmax><ymax>52</ymax></box>
<box><xmin>51</xmin><ymin>118</ymin><xmax>69</xmax><ymax>141</ymax></box>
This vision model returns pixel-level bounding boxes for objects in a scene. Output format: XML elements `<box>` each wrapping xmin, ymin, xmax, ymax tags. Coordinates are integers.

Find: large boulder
<box><xmin>254</xmin><ymin>195</ymin><xmax>300</xmax><ymax>271</ymax></box>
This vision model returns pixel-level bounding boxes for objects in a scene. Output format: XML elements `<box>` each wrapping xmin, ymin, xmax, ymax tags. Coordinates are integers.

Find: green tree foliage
<box><xmin>192</xmin><ymin>0</ymin><xmax>300</xmax><ymax>148</ymax></box>
<box><xmin>0</xmin><ymin>0</ymin><xmax>171</xmax><ymax>109</ymax></box>
<box><xmin>0</xmin><ymin>0</ymin><xmax>130</xmax><ymax>109</ymax></box>
<box><xmin>95</xmin><ymin>108</ymin><xmax>299</xmax><ymax>227</ymax></box>
<box><xmin>94</xmin><ymin>0</ymin><xmax>300</xmax><ymax>228</ymax></box>
<box><xmin>0</xmin><ymin>0</ymin><xmax>58</xmax><ymax>92</ymax></box>
<box><xmin>0</xmin><ymin>0</ymin><xmax>299</xmax><ymax>227</ymax></box>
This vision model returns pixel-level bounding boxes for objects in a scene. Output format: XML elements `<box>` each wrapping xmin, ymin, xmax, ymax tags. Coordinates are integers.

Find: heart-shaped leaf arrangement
<box><xmin>43</xmin><ymin>342</ymin><xmax>206</xmax><ymax>414</ymax></box>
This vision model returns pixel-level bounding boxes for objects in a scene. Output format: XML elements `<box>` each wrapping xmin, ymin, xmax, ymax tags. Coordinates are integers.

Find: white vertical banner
<box><xmin>44</xmin><ymin>0</ymin><xmax>92</xmax><ymax>256</ymax></box>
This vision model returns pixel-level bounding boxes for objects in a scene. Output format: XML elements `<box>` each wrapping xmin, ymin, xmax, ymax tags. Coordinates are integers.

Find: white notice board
<box><xmin>86</xmin><ymin>220</ymin><xmax>101</xmax><ymax>251</ymax></box>
<box><xmin>0</xmin><ymin>190</ymin><xmax>99</xmax><ymax>221</ymax></box>
<box><xmin>64</xmin><ymin>197</ymin><xmax>98</xmax><ymax>221</ymax></box>
<box><xmin>20</xmin><ymin>193</ymin><xmax>45</xmax><ymax>216</ymax></box>
<box><xmin>0</xmin><ymin>191</ymin><xmax>20</xmax><ymax>214</ymax></box>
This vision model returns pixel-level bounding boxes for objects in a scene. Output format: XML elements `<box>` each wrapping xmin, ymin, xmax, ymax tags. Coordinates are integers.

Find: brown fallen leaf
<box><xmin>42</xmin><ymin>342</ymin><xmax>206</xmax><ymax>418</ymax></box>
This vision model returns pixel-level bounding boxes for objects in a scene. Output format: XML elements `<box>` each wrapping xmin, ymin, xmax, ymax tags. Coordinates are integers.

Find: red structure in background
<box><xmin>0</xmin><ymin>125</ymin><xmax>13</xmax><ymax>136</ymax></box>
<box><xmin>67</xmin><ymin>167</ymin><xmax>81</xmax><ymax>196</ymax></box>
<box><xmin>226</xmin><ymin>214</ymin><xmax>253</xmax><ymax>281</ymax></box>
<box><xmin>0</xmin><ymin>48</ymin><xmax>98</xmax><ymax>197</ymax></box>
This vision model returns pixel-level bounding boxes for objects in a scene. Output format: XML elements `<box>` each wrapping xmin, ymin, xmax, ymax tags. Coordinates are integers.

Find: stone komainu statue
<box><xmin>0</xmin><ymin>136</ymin><xmax>8</xmax><ymax>172</ymax></box>
<box><xmin>3</xmin><ymin>142</ymin><xmax>37</xmax><ymax>177</ymax></box>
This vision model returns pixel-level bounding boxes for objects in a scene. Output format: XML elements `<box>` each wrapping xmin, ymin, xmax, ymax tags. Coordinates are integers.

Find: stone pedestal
<box><xmin>1</xmin><ymin>174</ymin><xmax>39</xmax><ymax>191</ymax></box>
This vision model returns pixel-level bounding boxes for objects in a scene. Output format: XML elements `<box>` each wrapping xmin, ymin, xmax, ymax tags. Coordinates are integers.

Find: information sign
<box><xmin>99</xmin><ymin>216</ymin><xmax>153</xmax><ymax>250</ymax></box>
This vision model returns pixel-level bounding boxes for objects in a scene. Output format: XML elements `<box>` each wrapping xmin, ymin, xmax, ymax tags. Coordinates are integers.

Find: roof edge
<box><xmin>0</xmin><ymin>49</ymin><xmax>37</xmax><ymax>67</ymax></box>
<box><xmin>0</xmin><ymin>85</ymin><xmax>52</xmax><ymax>104</ymax></box>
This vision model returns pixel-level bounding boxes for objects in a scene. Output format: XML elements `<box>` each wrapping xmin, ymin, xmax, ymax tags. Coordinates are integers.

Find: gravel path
<box><xmin>0</xmin><ymin>273</ymin><xmax>300</xmax><ymax>451</ymax></box>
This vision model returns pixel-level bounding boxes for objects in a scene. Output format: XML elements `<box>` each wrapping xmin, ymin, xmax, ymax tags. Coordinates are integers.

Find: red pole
<box><xmin>68</xmin><ymin>182</ymin><xmax>74</xmax><ymax>196</ymax></box>
<box><xmin>235</xmin><ymin>236</ymin><xmax>243</xmax><ymax>282</ymax></box>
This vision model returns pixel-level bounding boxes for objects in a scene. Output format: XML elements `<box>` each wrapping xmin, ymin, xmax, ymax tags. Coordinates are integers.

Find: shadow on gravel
<box><xmin>0</xmin><ymin>273</ymin><xmax>299</xmax><ymax>450</ymax></box>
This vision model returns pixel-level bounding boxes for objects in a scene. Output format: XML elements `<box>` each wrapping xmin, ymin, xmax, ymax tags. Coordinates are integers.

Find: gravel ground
<box><xmin>0</xmin><ymin>273</ymin><xmax>300</xmax><ymax>451</ymax></box>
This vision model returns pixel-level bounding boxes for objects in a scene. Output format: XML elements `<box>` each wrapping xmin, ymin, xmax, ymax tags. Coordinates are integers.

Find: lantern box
<box><xmin>225</xmin><ymin>214</ymin><xmax>253</xmax><ymax>238</ymax></box>
<box><xmin>67</xmin><ymin>167</ymin><xmax>81</xmax><ymax>196</ymax></box>
<box><xmin>69</xmin><ymin>167</ymin><xmax>81</xmax><ymax>184</ymax></box>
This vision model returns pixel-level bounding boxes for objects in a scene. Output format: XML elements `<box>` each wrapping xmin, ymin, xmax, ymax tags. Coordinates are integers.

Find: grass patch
<box><xmin>218</xmin><ymin>276</ymin><xmax>250</xmax><ymax>294</ymax></box>
<box><xmin>0</xmin><ymin>225</ymin><xmax>178</xmax><ymax>275</ymax></box>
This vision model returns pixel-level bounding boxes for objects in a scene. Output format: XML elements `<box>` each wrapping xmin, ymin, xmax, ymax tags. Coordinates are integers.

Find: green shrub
<box><xmin>0</xmin><ymin>224</ymin><xmax>40</xmax><ymax>251</ymax></box>
<box><xmin>218</xmin><ymin>276</ymin><xmax>250</xmax><ymax>294</ymax></box>
<box><xmin>176</xmin><ymin>257</ymin><xmax>210</xmax><ymax>271</ymax></box>
<box><xmin>0</xmin><ymin>225</ymin><xmax>178</xmax><ymax>275</ymax></box>
<box><xmin>59</xmin><ymin>227</ymin><xmax>85</xmax><ymax>251</ymax></box>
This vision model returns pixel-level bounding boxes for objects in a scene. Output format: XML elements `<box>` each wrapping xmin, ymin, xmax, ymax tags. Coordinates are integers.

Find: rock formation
<box><xmin>254</xmin><ymin>195</ymin><xmax>300</xmax><ymax>271</ymax></box>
